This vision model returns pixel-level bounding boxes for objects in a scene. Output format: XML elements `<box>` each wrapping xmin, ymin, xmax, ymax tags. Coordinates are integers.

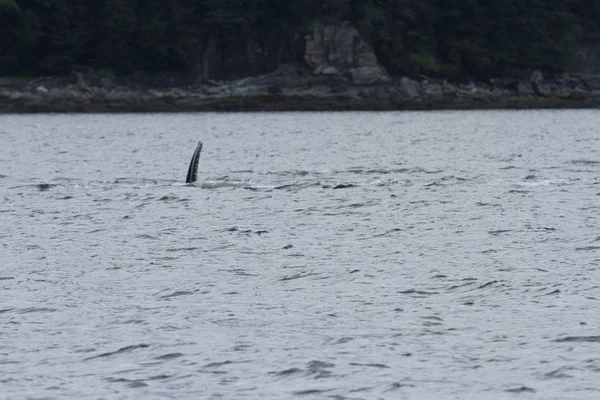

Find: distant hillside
<box><xmin>1</xmin><ymin>0</ymin><xmax>599</xmax><ymax>80</ymax></box>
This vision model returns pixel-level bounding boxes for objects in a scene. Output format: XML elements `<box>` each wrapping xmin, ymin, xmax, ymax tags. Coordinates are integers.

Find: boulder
<box><xmin>517</xmin><ymin>82</ymin><xmax>534</xmax><ymax>96</ymax></box>
<box><xmin>422</xmin><ymin>82</ymin><xmax>443</xmax><ymax>99</ymax></box>
<box><xmin>442</xmin><ymin>81</ymin><xmax>458</xmax><ymax>97</ymax></box>
<box><xmin>320</xmin><ymin>66</ymin><xmax>340</xmax><ymax>75</ymax></box>
<box><xmin>398</xmin><ymin>76</ymin><xmax>420</xmax><ymax>98</ymax></box>
<box><xmin>350</xmin><ymin>67</ymin><xmax>389</xmax><ymax>85</ymax></box>
<box><xmin>532</xmin><ymin>82</ymin><xmax>551</xmax><ymax>97</ymax></box>
<box><xmin>529</xmin><ymin>70</ymin><xmax>551</xmax><ymax>97</ymax></box>
<box><xmin>530</xmin><ymin>70</ymin><xmax>544</xmax><ymax>84</ymax></box>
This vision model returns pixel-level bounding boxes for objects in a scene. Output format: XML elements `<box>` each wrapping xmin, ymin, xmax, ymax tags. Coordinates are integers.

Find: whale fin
<box><xmin>186</xmin><ymin>141</ymin><xmax>203</xmax><ymax>183</ymax></box>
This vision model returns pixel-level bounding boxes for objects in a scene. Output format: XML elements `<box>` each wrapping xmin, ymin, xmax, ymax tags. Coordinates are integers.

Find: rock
<box><xmin>304</xmin><ymin>20</ymin><xmax>389</xmax><ymax>84</ymax></box>
<box><xmin>532</xmin><ymin>82</ymin><xmax>551</xmax><ymax>97</ymax></box>
<box><xmin>570</xmin><ymin>87</ymin><xmax>587</xmax><ymax>100</ymax></box>
<box><xmin>552</xmin><ymin>85</ymin><xmax>573</xmax><ymax>98</ymax></box>
<box><xmin>320</xmin><ymin>66</ymin><xmax>339</xmax><ymax>75</ymax></box>
<box><xmin>422</xmin><ymin>82</ymin><xmax>443</xmax><ymax>99</ymax></box>
<box><xmin>398</xmin><ymin>77</ymin><xmax>420</xmax><ymax>98</ymax></box>
<box><xmin>581</xmin><ymin>76</ymin><xmax>600</xmax><ymax>90</ymax></box>
<box><xmin>530</xmin><ymin>70</ymin><xmax>544</xmax><ymax>84</ymax></box>
<box><xmin>529</xmin><ymin>71</ymin><xmax>551</xmax><ymax>97</ymax></box>
<box><xmin>442</xmin><ymin>81</ymin><xmax>458</xmax><ymax>97</ymax></box>
<box><xmin>491</xmin><ymin>78</ymin><xmax>519</xmax><ymax>90</ymax></box>
<box><xmin>1</xmin><ymin>65</ymin><xmax>599</xmax><ymax>113</ymax></box>
<box><xmin>517</xmin><ymin>82</ymin><xmax>534</xmax><ymax>96</ymax></box>
<box><xmin>227</xmin><ymin>63</ymin><xmax>303</xmax><ymax>95</ymax></box>
<box><xmin>350</xmin><ymin>67</ymin><xmax>390</xmax><ymax>85</ymax></box>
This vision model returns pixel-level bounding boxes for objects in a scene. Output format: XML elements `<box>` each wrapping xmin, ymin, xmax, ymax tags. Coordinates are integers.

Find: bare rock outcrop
<box><xmin>304</xmin><ymin>21</ymin><xmax>390</xmax><ymax>85</ymax></box>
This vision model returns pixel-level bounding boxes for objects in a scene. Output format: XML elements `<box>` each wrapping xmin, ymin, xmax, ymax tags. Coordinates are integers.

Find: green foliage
<box><xmin>0</xmin><ymin>0</ymin><xmax>19</xmax><ymax>13</ymax></box>
<box><xmin>1</xmin><ymin>0</ymin><xmax>598</xmax><ymax>79</ymax></box>
<box><xmin>94</xmin><ymin>0</ymin><xmax>138</xmax><ymax>72</ymax></box>
<box><xmin>0</xmin><ymin>76</ymin><xmax>34</xmax><ymax>85</ymax></box>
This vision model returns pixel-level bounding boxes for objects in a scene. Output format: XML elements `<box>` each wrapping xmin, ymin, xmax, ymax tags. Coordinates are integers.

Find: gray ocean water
<box><xmin>1</xmin><ymin>110</ymin><xmax>599</xmax><ymax>400</ymax></box>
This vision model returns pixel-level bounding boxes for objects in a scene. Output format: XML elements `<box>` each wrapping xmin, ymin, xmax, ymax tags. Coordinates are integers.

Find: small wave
<box><xmin>84</xmin><ymin>344</ymin><xmax>150</xmax><ymax>361</ymax></box>
<box><xmin>488</xmin><ymin>229</ymin><xmax>511</xmax><ymax>236</ymax></box>
<box><xmin>398</xmin><ymin>289</ymin><xmax>439</xmax><ymax>296</ymax></box>
<box><xmin>575</xmin><ymin>246</ymin><xmax>600</xmax><ymax>251</ymax></box>
<box><xmin>477</xmin><ymin>281</ymin><xmax>499</xmax><ymax>289</ymax></box>
<box><xmin>505</xmin><ymin>386</ymin><xmax>536</xmax><ymax>393</ymax></box>
<box><xmin>113</xmin><ymin>177</ymin><xmax>168</xmax><ymax>185</ymax></box>
<box><xmin>199</xmin><ymin>180</ymin><xmax>256</xmax><ymax>190</ymax></box>
<box><xmin>274</xmin><ymin>182</ymin><xmax>320</xmax><ymax>190</ymax></box>
<box><xmin>336</xmin><ymin>200</ymin><xmax>380</xmax><ymax>209</ymax></box>
<box><xmin>159</xmin><ymin>290</ymin><xmax>194</xmax><ymax>299</ymax></box>
<box><xmin>386</xmin><ymin>382</ymin><xmax>417</xmax><ymax>391</ymax></box>
<box><xmin>350</xmin><ymin>362</ymin><xmax>390</xmax><ymax>369</ymax></box>
<box><xmin>280</xmin><ymin>272</ymin><xmax>320</xmax><ymax>282</ymax></box>
<box><xmin>154</xmin><ymin>353</ymin><xmax>183</xmax><ymax>360</ymax></box>
<box><xmin>267</xmin><ymin>170</ymin><xmax>314</xmax><ymax>177</ymax></box>
<box><xmin>341</xmin><ymin>167</ymin><xmax>410</xmax><ymax>175</ymax></box>
<box><xmin>203</xmin><ymin>360</ymin><xmax>235</xmax><ymax>368</ymax></box>
<box><xmin>332</xmin><ymin>183</ymin><xmax>355</xmax><ymax>189</ymax></box>
<box><xmin>271</xmin><ymin>368</ymin><xmax>303</xmax><ymax>377</ymax></box>
<box><xmin>542</xmin><ymin>367</ymin><xmax>577</xmax><ymax>379</ymax></box>
<box><xmin>17</xmin><ymin>307</ymin><xmax>57</xmax><ymax>313</ymax></box>
<box><xmin>158</xmin><ymin>195</ymin><xmax>180</xmax><ymax>201</ymax></box>
<box><xmin>554</xmin><ymin>336</ymin><xmax>600</xmax><ymax>343</ymax></box>
<box><xmin>370</xmin><ymin>228</ymin><xmax>403</xmax><ymax>238</ymax></box>
<box><xmin>165</xmin><ymin>247</ymin><xmax>200</xmax><ymax>252</ymax></box>
<box><xmin>515</xmin><ymin>179</ymin><xmax>552</xmax><ymax>187</ymax></box>
<box><xmin>293</xmin><ymin>389</ymin><xmax>333</xmax><ymax>396</ymax></box>
<box><xmin>571</xmin><ymin>159</ymin><xmax>600</xmax><ymax>165</ymax></box>
<box><xmin>36</xmin><ymin>183</ymin><xmax>56</xmax><ymax>191</ymax></box>
<box><xmin>424</xmin><ymin>175</ymin><xmax>472</xmax><ymax>187</ymax></box>
<box><xmin>105</xmin><ymin>378</ymin><xmax>148</xmax><ymax>388</ymax></box>
<box><xmin>341</xmin><ymin>167</ymin><xmax>441</xmax><ymax>175</ymax></box>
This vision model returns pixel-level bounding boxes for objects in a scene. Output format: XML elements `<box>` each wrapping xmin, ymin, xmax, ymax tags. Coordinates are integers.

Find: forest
<box><xmin>1</xmin><ymin>0</ymin><xmax>599</xmax><ymax>81</ymax></box>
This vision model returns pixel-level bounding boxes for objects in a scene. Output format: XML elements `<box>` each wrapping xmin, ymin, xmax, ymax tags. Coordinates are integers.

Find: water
<box><xmin>1</xmin><ymin>110</ymin><xmax>600</xmax><ymax>399</ymax></box>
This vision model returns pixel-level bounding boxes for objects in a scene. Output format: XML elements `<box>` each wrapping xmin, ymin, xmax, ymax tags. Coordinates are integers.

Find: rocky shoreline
<box><xmin>1</xmin><ymin>66</ymin><xmax>599</xmax><ymax>113</ymax></box>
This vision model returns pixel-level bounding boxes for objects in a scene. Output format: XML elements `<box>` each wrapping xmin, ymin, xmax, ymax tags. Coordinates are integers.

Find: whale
<box><xmin>186</xmin><ymin>141</ymin><xmax>203</xmax><ymax>183</ymax></box>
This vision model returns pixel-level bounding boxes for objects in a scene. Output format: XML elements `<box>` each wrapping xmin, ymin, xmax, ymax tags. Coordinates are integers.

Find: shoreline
<box><xmin>1</xmin><ymin>70</ymin><xmax>599</xmax><ymax>113</ymax></box>
<box><xmin>1</xmin><ymin>96</ymin><xmax>596</xmax><ymax>114</ymax></box>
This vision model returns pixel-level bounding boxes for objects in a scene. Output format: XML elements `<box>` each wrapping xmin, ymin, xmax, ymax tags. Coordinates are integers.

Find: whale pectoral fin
<box><xmin>186</xmin><ymin>141</ymin><xmax>203</xmax><ymax>183</ymax></box>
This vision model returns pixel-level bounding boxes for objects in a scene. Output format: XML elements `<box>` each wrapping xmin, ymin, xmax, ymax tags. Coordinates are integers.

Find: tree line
<box><xmin>1</xmin><ymin>0</ymin><xmax>598</xmax><ymax>80</ymax></box>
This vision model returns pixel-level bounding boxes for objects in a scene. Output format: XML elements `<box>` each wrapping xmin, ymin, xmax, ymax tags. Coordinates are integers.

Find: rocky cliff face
<box><xmin>303</xmin><ymin>21</ymin><xmax>390</xmax><ymax>85</ymax></box>
<box><xmin>196</xmin><ymin>19</ymin><xmax>600</xmax><ymax>85</ymax></box>
<box><xmin>195</xmin><ymin>20</ymin><xmax>390</xmax><ymax>85</ymax></box>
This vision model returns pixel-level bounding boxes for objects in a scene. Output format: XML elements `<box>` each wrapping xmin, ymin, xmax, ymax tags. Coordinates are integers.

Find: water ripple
<box><xmin>2</xmin><ymin>110</ymin><xmax>600</xmax><ymax>399</ymax></box>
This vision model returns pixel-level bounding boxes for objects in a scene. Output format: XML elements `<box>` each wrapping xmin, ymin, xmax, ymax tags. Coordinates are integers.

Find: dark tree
<box><xmin>0</xmin><ymin>0</ymin><xmax>596</xmax><ymax>79</ymax></box>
